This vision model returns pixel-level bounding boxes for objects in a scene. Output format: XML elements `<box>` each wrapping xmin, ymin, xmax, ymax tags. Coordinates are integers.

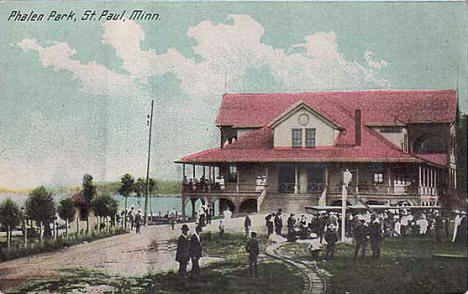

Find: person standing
<box><xmin>353</xmin><ymin>216</ymin><xmax>368</xmax><ymax>259</ymax></box>
<box><xmin>434</xmin><ymin>210</ymin><xmax>443</xmax><ymax>243</ymax></box>
<box><xmin>369</xmin><ymin>216</ymin><xmax>382</xmax><ymax>260</ymax></box>
<box><xmin>455</xmin><ymin>211</ymin><xmax>467</xmax><ymax>245</ymax></box>
<box><xmin>452</xmin><ymin>210</ymin><xmax>461</xmax><ymax>243</ymax></box>
<box><xmin>265</xmin><ymin>212</ymin><xmax>275</xmax><ymax>237</ymax></box>
<box><xmin>324</xmin><ymin>225</ymin><xmax>338</xmax><ymax>260</ymax></box>
<box><xmin>287</xmin><ymin>213</ymin><xmax>296</xmax><ymax>242</ymax></box>
<box><xmin>274</xmin><ymin>208</ymin><xmax>283</xmax><ymax>236</ymax></box>
<box><xmin>219</xmin><ymin>220</ymin><xmax>225</xmax><ymax>237</ymax></box>
<box><xmin>176</xmin><ymin>224</ymin><xmax>190</xmax><ymax>278</ymax></box>
<box><xmin>246</xmin><ymin>231</ymin><xmax>260</xmax><ymax>277</ymax></box>
<box><xmin>308</xmin><ymin>233</ymin><xmax>321</xmax><ymax>263</ymax></box>
<box><xmin>189</xmin><ymin>226</ymin><xmax>203</xmax><ymax>279</ymax></box>
<box><xmin>244</xmin><ymin>214</ymin><xmax>252</xmax><ymax>238</ymax></box>
<box><xmin>135</xmin><ymin>210</ymin><xmax>142</xmax><ymax>234</ymax></box>
<box><xmin>417</xmin><ymin>214</ymin><xmax>429</xmax><ymax>237</ymax></box>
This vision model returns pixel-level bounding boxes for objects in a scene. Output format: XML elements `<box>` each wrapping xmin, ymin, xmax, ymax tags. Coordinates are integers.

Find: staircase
<box><xmin>260</xmin><ymin>193</ymin><xmax>319</xmax><ymax>214</ymax></box>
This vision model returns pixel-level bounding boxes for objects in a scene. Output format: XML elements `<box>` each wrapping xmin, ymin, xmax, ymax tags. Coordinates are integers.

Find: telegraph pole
<box><xmin>144</xmin><ymin>100</ymin><xmax>154</xmax><ymax>226</ymax></box>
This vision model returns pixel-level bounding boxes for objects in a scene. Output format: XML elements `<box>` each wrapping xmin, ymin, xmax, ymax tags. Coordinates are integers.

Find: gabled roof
<box><xmin>268</xmin><ymin>100</ymin><xmax>342</xmax><ymax>129</ymax></box>
<box><xmin>178</xmin><ymin>90</ymin><xmax>455</xmax><ymax>167</ymax></box>
<box><xmin>215</xmin><ymin>90</ymin><xmax>457</xmax><ymax>127</ymax></box>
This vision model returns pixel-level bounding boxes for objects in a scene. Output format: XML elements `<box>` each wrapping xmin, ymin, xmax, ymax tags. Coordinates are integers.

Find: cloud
<box><xmin>19</xmin><ymin>15</ymin><xmax>389</xmax><ymax>99</ymax></box>
<box><xmin>364</xmin><ymin>50</ymin><xmax>389</xmax><ymax>70</ymax></box>
<box><xmin>11</xmin><ymin>15</ymin><xmax>391</xmax><ymax>188</ymax></box>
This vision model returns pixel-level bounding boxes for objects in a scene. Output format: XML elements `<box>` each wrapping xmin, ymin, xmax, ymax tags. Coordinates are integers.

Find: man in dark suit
<box><xmin>176</xmin><ymin>224</ymin><xmax>190</xmax><ymax>278</ymax></box>
<box><xmin>274</xmin><ymin>208</ymin><xmax>283</xmax><ymax>235</ymax></box>
<box><xmin>369</xmin><ymin>216</ymin><xmax>382</xmax><ymax>260</ymax></box>
<box><xmin>434</xmin><ymin>210</ymin><xmax>443</xmax><ymax>243</ymax></box>
<box><xmin>353</xmin><ymin>216</ymin><xmax>368</xmax><ymax>259</ymax></box>
<box><xmin>265</xmin><ymin>212</ymin><xmax>275</xmax><ymax>237</ymax></box>
<box><xmin>246</xmin><ymin>231</ymin><xmax>260</xmax><ymax>277</ymax></box>
<box><xmin>190</xmin><ymin>226</ymin><xmax>203</xmax><ymax>278</ymax></box>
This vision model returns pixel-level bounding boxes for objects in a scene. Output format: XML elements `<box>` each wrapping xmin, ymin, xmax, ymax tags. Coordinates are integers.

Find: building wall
<box><xmin>274</xmin><ymin>109</ymin><xmax>336</xmax><ymax>147</ymax></box>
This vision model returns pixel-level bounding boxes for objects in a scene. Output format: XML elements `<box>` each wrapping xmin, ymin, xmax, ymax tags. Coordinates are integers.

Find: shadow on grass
<box><xmin>7</xmin><ymin>232</ymin><xmax>303</xmax><ymax>294</ymax></box>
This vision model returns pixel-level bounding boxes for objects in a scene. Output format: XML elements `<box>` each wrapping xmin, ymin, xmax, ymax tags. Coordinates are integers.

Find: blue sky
<box><xmin>0</xmin><ymin>2</ymin><xmax>466</xmax><ymax>189</ymax></box>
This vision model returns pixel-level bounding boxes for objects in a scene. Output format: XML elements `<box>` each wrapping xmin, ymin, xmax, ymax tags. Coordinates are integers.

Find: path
<box><xmin>0</xmin><ymin>214</ymin><xmax>267</xmax><ymax>291</ymax></box>
<box><xmin>265</xmin><ymin>241</ymin><xmax>327</xmax><ymax>294</ymax></box>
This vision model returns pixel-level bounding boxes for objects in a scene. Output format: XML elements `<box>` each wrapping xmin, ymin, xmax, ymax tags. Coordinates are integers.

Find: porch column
<box><xmin>192</xmin><ymin>164</ymin><xmax>196</xmax><ymax>178</ymax></box>
<box><xmin>181</xmin><ymin>196</ymin><xmax>186</xmax><ymax>219</ymax></box>
<box><xmin>203</xmin><ymin>165</ymin><xmax>206</xmax><ymax>177</ymax></box>
<box><xmin>236</xmin><ymin>164</ymin><xmax>240</xmax><ymax>193</ymax></box>
<box><xmin>434</xmin><ymin>169</ymin><xmax>437</xmax><ymax>196</ymax></box>
<box><xmin>183</xmin><ymin>163</ymin><xmax>186</xmax><ymax>179</ymax></box>
<box><xmin>422</xmin><ymin>167</ymin><xmax>426</xmax><ymax>195</ymax></box>
<box><xmin>299</xmin><ymin>166</ymin><xmax>307</xmax><ymax>194</ymax></box>
<box><xmin>208</xmin><ymin>166</ymin><xmax>212</xmax><ymax>181</ymax></box>
<box><xmin>386</xmin><ymin>166</ymin><xmax>392</xmax><ymax>194</ymax></box>
<box><xmin>430</xmin><ymin>168</ymin><xmax>433</xmax><ymax>195</ymax></box>
<box><xmin>418</xmin><ymin>166</ymin><xmax>422</xmax><ymax>195</ymax></box>
<box><xmin>355</xmin><ymin>167</ymin><xmax>359</xmax><ymax>195</ymax></box>
<box><xmin>294</xmin><ymin>165</ymin><xmax>299</xmax><ymax>194</ymax></box>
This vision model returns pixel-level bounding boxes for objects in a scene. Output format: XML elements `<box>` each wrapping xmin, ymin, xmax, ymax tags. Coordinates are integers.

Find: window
<box><xmin>228</xmin><ymin>165</ymin><xmax>237</xmax><ymax>182</ymax></box>
<box><xmin>292</xmin><ymin>129</ymin><xmax>302</xmax><ymax>148</ymax></box>
<box><xmin>373</xmin><ymin>173</ymin><xmax>384</xmax><ymax>184</ymax></box>
<box><xmin>305</xmin><ymin>128</ymin><xmax>316</xmax><ymax>148</ymax></box>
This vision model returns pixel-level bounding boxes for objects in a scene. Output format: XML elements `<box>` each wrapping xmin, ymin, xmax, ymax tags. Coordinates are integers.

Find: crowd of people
<box><xmin>264</xmin><ymin>207</ymin><xmax>467</xmax><ymax>262</ymax></box>
<box><xmin>182</xmin><ymin>175</ymin><xmax>225</xmax><ymax>193</ymax></box>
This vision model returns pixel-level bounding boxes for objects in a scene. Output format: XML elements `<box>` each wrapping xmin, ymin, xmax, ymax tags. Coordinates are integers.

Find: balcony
<box><xmin>182</xmin><ymin>182</ymin><xmax>265</xmax><ymax>196</ymax></box>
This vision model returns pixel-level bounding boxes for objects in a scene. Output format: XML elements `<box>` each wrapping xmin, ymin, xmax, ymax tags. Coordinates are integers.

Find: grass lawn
<box><xmin>279</xmin><ymin>236</ymin><xmax>467</xmax><ymax>294</ymax></box>
<box><xmin>6</xmin><ymin>232</ymin><xmax>304</xmax><ymax>294</ymax></box>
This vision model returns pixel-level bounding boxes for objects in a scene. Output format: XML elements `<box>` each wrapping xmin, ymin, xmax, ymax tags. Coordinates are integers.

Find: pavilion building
<box><xmin>175</xmin><ymin>90</ymin><xmax>459</xmax><ymax>217</ymax></box>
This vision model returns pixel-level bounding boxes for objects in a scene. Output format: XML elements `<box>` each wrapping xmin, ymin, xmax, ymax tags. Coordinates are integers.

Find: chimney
<box><xmin>355</xmin><ymin>109</ymin><xmax>361</xmax><ymax>146</ymax></box>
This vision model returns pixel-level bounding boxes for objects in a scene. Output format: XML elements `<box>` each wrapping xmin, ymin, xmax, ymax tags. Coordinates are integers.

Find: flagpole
<box><xmin>144</xmin><ymin>100</ymin><xmax>154</xmax><ymax>226</ymax></box>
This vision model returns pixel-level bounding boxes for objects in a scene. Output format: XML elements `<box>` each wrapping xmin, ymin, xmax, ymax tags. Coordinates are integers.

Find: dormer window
<box><xmin>305</xmin><ymin>128</ymin><xmax>316</xmax><ymax>148</ymax></box>
<box><xmin>292</xmin><ymin>129</ymin><xmax>302</xmax><ymax>148</ymax></box>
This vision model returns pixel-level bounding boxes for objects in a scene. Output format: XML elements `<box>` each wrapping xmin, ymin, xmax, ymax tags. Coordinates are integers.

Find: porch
<box><xmin>179</xmin><ymin>161</ymin><xmax>446</xmax><ymax>216</ymax></box>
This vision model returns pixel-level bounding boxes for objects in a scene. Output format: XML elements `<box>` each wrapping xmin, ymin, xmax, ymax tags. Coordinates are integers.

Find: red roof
<box><xmin>179</xmin><ymin>90</ymin><xmax>456</xmax><ymax>166</ymax></box>
<box><xmin>215</xmin><ymin>90</ymin><xmax>456</xmax><ymax>127</ymax></box>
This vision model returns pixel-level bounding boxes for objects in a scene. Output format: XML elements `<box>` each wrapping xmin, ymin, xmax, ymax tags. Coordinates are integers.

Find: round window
<box><xmin>298</xmin><ymin>114</ymin><xmax>310</xmax><ymax>126</ymax></box>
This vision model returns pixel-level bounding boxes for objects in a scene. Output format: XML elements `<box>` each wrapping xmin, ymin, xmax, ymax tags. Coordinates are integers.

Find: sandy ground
<box><xmin>0</xmin><ymin>214</ymin><xmax>268</xmax><ymax>291</ymax></box>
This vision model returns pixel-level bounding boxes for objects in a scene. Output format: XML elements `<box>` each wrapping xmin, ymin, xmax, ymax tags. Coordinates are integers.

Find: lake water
<box><xmin>0</xmin><ymin>193</ymin><xmax>216</xmax><ymax>218</ymax></box>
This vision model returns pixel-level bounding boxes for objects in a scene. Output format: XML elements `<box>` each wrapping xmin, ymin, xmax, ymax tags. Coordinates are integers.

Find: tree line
<box><xmin>0</xmin><ymin>172</ymin><xmax>161</xmax><ymax>248</ymax></box>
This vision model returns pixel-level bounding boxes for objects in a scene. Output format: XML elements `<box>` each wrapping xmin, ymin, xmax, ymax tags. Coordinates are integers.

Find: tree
<box><xmin>82</xmin><ymin>174</ymin><xmax>96</xmax><ymax>233</ymax></box>
<box><xmin>92</xmin><ymin>192</ymin><xmax>118</xmax><ymax>231</ymax></box>
<box><xmin>0</xmin><ymin>198</ymin><xmax>21</xmax><ymax>248</ymax></box>
<box><xmin>57</xmin><ymin>197</ymin><xmax>75</xmax><ymax>237</ymax></box>
<box><xmin>25</xmin><ymin>186</ymin><xmax>56</xmax><ymax>241</ymax></box>
<box><xmin>119</xmin><ymin>173</ymin><xmax>134</xmax><ymax>228</ymax></box>
<box><xmin>134</xmin><ymin>177</ymin><xmax>146</xmax><ymax>207</ymax></box>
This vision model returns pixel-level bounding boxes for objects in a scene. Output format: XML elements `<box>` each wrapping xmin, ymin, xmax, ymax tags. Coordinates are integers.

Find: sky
<box><xmin>0</xmin><ymin>1</ymin><xmax>466</xmax><ymax>190</ymax></box>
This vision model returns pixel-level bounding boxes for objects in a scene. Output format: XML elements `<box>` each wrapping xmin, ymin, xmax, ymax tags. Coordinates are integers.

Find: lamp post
<box><xmin>144</xmin><ymin>100</ymin><xmax>154</xmax><ymax>226</ymax></box>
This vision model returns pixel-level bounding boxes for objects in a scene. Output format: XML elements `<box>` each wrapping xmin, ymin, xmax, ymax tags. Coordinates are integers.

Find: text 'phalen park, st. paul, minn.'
<box><xmin>7</xmin><ymin>10</ymin><xmax>161</xmax><ymax>22</ymax></box>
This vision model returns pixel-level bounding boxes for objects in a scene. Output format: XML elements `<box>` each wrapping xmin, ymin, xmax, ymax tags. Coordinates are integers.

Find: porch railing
<box><xmin>278</xmin><ymin>183</ymin><xmax>298</xmax><ymax>194</ymax></box>
<box><xmin>307</xmin><ymin>183</ymin><xmax>325</xmax><ymax>194</ymax></box>
<box><xmin>182</xmin><ymin>183</ymin><xmax>265</xmax><ymax>194</ymax></box>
